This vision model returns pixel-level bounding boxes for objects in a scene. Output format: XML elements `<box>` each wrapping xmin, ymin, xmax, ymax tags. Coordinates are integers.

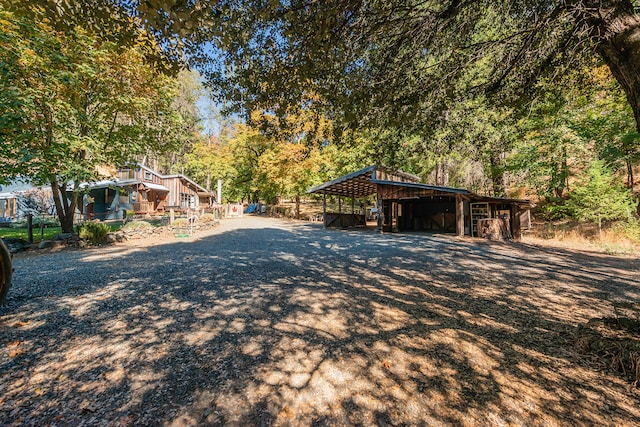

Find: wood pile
<box><xmin>477</xmin><ymin>218</ymin><xmax>512</xmax><ymax>240</ymax></box>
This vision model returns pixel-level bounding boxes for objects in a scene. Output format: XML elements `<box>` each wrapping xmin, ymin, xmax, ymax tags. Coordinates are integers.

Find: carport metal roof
<box><xmin>307</xmin><ymin>165</ymin><xmax>379</xmax><ymax>197</ymax></box>
<box><xmin>307</xmin><ymin>165</ymin><xmax>469</xmax><ymax>197</ymax></box>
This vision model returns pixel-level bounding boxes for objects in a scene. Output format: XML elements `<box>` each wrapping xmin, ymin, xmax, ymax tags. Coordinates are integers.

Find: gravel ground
<box><xmin>1</xmin><ymin>216</ymin><xmax>639</xmax><ymax>426</ymax></box>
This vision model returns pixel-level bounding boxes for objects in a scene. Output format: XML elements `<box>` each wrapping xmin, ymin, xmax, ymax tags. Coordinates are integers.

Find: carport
<box><xmin>307</xmin><ymin>165</ymin><xmax>532</xmax><ymax>239</ymax></box>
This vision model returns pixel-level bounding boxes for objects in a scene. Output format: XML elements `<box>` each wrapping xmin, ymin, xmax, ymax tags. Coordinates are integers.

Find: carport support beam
<box><xmin>323</xmin><ymin>194</ymin><xmax>327</xmax><ymax>228</ymax></box>
<box><xmin>456</xmin><ymin>195</ymin><xmax>464</xmax><ymax>236</ymax></box>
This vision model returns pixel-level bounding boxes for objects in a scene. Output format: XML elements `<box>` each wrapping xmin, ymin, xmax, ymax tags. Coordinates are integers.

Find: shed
<box><xmin>307</xmin><ymin>165</ymin><xmax>532</xmax><ymax>239</ymax></box>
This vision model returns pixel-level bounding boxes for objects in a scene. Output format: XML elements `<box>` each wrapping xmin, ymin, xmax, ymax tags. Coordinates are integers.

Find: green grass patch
<box><xmin>0</xmin><ymin>222</ymin><xmax>122</xmax><ymax>242</ymax></box>
<box><xmin>0</xmin><ymin>226</ymin><xmax>62</xmax><ymax>242</ymax></box>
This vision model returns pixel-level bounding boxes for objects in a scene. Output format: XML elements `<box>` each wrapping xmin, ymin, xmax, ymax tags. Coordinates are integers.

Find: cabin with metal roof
<box><xmin>307</xmin><ymin>165</ymin><xmax>532</xmax><ymax>239</ymax></box>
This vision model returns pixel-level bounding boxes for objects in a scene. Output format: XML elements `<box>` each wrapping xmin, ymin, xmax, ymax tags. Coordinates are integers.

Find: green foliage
<box><xmin>9</xmin><ymin>217</ymin><xmax>60</xmax><ymax>228</ymax></box>
<box><xmin>567</xmin><ymin>161</ymin><xmax>636</xmax><ymax>224</ymax></box>
<box><xmin>611</xmin><ymin>219</ymin><xmax>640</xmax><ymax>243</ymax></box>
<box><xmin>76</xmin><ymin>222</ymin><xmax>111</xmax><ymax>245</ymax></box>
<box><xmin>536</xmin><ymin>202</ymin><xmax>573</xmax><ymax>222</ymax></box>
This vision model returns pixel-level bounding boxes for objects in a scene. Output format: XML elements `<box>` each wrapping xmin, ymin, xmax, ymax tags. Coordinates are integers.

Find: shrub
<box><xmin>77</xmin><ymin>222</ymin><xmax>111</xmax><ymax>245</ymax></box>
<box><xmin>171</xmin><ymin>218</ymin><xmax>189</xmax><ymax>226</ymax></box>
<box><xmin>536</xmin><ymin>201</ymin><xmax>572</xmax><ymax>221</ymax></box>
<box><xmin>122</xmin><ymin>220</ymin><xmax>154</xmax><ymax>231</ymax></box>
<box><xmin>568</xmin><ymin>162</ymin><xmax>636</xmax><ymax>224</ymax></box>
<box><xmin>199</xmin><ymin>213</ymin><xmax>216</xmax><ymax>223</ymax></box>
<box><xmin>611</xmin><ymin>219</ymin><xmax>640</xmax><ymax>243</ymax></box>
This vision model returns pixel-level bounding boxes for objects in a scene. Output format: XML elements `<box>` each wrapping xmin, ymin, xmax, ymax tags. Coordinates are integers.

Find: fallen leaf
<box><xmin>12</xmin><ymin>320</ymin><xmax>30</xmax><ymax>328</ymax></box>
<box><xmin>279</xmin><ymin>405</ymin><xmax>294</xmax><ymax>418</ymax></box>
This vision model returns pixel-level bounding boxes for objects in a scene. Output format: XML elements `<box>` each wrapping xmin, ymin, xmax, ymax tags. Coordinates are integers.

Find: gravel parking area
<box><xmin>1</xmin><ymin>216</ymin><xmax>640</xmax><ymax>426</ymax></box>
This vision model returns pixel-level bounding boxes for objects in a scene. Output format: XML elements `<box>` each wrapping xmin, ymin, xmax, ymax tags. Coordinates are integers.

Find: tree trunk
<box><xmin>489</xmin><ymin>150</ymin><xmax>506</xmax><ymax>197</ymax></box>
<box><xmin>598</xmin><ymin>213</ymin><xmax>602</xmax><ymax>241</ymax></box>
<box><xmin>295</xmin><ymin>193</ymin><xmax>300</xmax><ymax>220</ymax></box>
<box><xmin>50</xmin><ymin>180</ymin><xmax>77</xmax><ymax>233</ymax></box>
<box><xmin>27</xmin><ymin>214</ymin><xmax>33</xmax><ymax>244</ymax></box>
<box><xmin>434</xmin><ymin>161</ymin><xmax>448</xmax><ymax>186</ymax></box>
<box><xmin>562</xmin><ymin>144</ymin><xmax>570</xmax><ymax>193</ymax></box>
<box><xmin>580</xmin><ymin>1</ymin><xmax>640</xmax><ymax>132</ymax></box>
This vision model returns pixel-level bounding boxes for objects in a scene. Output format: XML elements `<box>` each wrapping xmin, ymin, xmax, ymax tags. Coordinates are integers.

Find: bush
<box><xmin>10</xmin><ymin>217</ymin><xmax>60</xmax><ymax>228</ymax></box>
<box><xmin>568</xmin><ymin>161</ymin><xmax>636</xmax><ymax>225</ymax></box>
<box><xmin>199</xmin><ymin>213</ymin><xmax>216</xmax><ymax>223</ymax></box>
<box><xmin>77</xmin><ymin>222</ymin><xmax>111</xmax><ymax>245</ymax></box>
<box><xmin>536</xmin><ymin>201</ymin><xmax>572</xmax><ymax>221</ymax></box>
<box><xmin>171</xmin><ymin>218</ymin><xmax>189</xmax><ymax>226</ymax></box>
<box><xmin>122</xmin><ymin>220</ymin><xmax>154</xmax><ymax>231</ymax></box>
<box><xmin>612</xmin><ymin>219</ymin><xmax>640</xmax><ymax>243</ymax></box>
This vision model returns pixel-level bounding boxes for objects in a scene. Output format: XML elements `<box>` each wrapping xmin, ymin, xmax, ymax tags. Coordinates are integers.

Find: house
<box><xmin>307</xmin><ymin>165</ymin><xmax>532</xmax><ymax>239</ymax></box>
<box><xmin>0</xmin><ymin>180</ymin><xmax>52</xmax><ymax>224</ymax></box>
<box><xmin>83</xmin><ymin>164</ymin><xmax>216</xmax><ymax>220</ymax></box>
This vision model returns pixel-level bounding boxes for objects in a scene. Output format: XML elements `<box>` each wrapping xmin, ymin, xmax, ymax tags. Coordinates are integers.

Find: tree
<box><xmin>142</xmin><ymin>69</ymin><xmax>207</xmax><ymax>176</ymax></box>
<box><xmin>178</xmin><ymin>1</ymin><xmax>640</xmax><ymax>137</ymax></box>
<box><xmin>12</xmin><ymin>1</ymin><xmax>640</xmax><ymax>136</ymax></box>
<box><xmin>0</xmin><ymin>7</ymin><xmax>186</xmax><ymax>232</ymax></box>
<box><xmin>509</xmin><ymin>63</ymin><xmax>640</xmax><ymax>212</ymax></box>
<box><xmin>567</xmin><ymin>161</ymin><xmax>637</xmax><ymax>238</ymax></box>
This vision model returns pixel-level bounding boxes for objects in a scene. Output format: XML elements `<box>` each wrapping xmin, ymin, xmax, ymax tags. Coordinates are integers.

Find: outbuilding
<box><xmin>307</xmin><ymin>165</ymin><xmax>532</xmax><ymax>239</ymax></box>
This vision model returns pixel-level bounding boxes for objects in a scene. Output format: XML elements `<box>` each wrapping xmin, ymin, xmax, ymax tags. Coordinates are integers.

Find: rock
<box><xmin>105</xmin><ymin>234</ymin><xmax>117</xmax><ymax>244</ymax></box>
<box><xmin>1</xmin><ymin>237</ymin><xmax>31</xmax><ymax>253</ymax></box>
<box><xmin>54</xmin><ymin>233</ymin><xmax>75</xmax><ymax>241</ymax></box>
<box><xmin>38</xmin><ymin>240</ymin><xmax>63</xmax><ymax>249</ymax></box>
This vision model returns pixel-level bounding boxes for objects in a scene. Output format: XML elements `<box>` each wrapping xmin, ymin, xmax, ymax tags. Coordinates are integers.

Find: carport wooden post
<box><xmin>338</xmin><ymin>196</ymin><xmax>342</xmax><ymax>227</ymax></box>
<box><xmin>511</xmin><ymin>204</ymin><xmax>522</xmax><ymax>241</ymax></box>
<box><xmin>323</xmin><ymin>193</ymin><xmax>327</xmax><ymax>228</ymax></box>
<box><xmin>351</xmin><ymin>196</ymin><xmax>355</xmax><ymax>227</ymax></box>
<box><xmin>456</xmin><ymin>195</ymin><xmax>464</xmax><ymax>236</ymax></box>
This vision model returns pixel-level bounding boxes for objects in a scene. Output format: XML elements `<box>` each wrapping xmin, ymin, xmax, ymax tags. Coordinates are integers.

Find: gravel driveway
<box><xmin>1</xmin><ymin>216</ymin><xmax>639</xmax><ymax>426</ymax></box>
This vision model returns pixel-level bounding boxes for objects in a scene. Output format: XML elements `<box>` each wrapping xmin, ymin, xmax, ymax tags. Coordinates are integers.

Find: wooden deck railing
<box><xmin>132</xmin><ymin>201</ymin><xmax>153</xmax><ymax>213</ymax></box>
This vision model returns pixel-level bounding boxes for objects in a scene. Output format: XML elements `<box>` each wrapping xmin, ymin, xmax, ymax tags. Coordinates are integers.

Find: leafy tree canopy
<box><xmin>14</xmin><ymin>1</ymin><xmax>640</xmax><ymax>137</ymax></box>
<box><xmin>192</xmin><ymin>0</ymin><xmax>640</xmax><ymax>136</ymax></box>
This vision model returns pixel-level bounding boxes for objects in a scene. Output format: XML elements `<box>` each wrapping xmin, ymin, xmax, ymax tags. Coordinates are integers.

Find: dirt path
<box><xmin>1</xmin><ymin>216</ymin><xmax>639</xmax><ymax>426</ymax></box>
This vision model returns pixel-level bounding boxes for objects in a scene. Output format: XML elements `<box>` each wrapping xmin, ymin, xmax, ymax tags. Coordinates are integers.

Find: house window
<box><xmin>180</xmin><ymin>193</ymin><xmax>195</xmax><ymax>209</ymax></box>
<box><xmin>120</xmin><ymin>168</ymin><xmax>135</xmax><ymax>179</ymax></box>
<box><xmin>144</xmin><ymin>171</ymin><xmax>153</xmax><ymax>181</ymax></box>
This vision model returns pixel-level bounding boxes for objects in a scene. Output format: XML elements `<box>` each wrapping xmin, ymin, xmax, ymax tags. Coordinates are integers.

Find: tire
<box><xmin>0</xmin><ymin>239</ymin><xmax>12</xmax><ymax>306</ymax></box>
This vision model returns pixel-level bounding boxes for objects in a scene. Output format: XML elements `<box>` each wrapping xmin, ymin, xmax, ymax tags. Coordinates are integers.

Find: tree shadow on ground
<box><xmin>1</xmin><ymin>218</ymin><xmax>639</xmax><ymax>425</ymax></box>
